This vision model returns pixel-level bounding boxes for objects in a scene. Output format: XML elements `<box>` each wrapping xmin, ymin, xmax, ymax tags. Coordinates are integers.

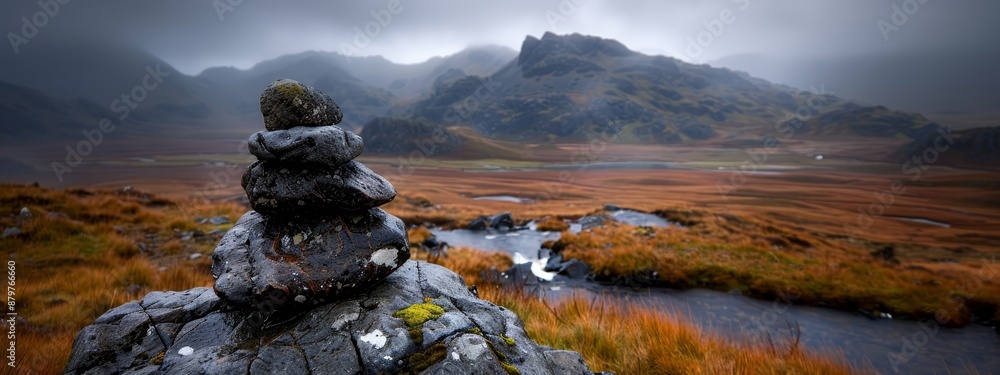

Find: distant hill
<box><xmin>197</xmin><ymin>52</ymin><xmax>396</xmax><ymax>130</ymax></box>
<box><xmin>360</xmin><ymin>117</ymin><xmax>462</xmax><ymax>154</ymax></box>
<box><xmin>1</xmin><ymin>33</ymin><xmax>990</xmax><ymax>168</ymax></box>
<box><xmin>0</xmin><ymin>40</ymin><xmax>231</xmax><ymax>128</ymax></box>
<box><xmin>712</xmin><ymin>50</ymin><xmax>1000</xmax><ymax>116</ymax></box>
<box><xmin>782</xmin><ymin>103</ymin><xmax>940</xmax><ymax>139</ymax></box>
<box><xmin>405</xmin><ymin>32</ymin><xmax>937</xmax><ymax>145</ymax></box>
<box><xmin>896</xmin><ymin>125</ymin><xmax>1000</xmax><ymax>168</ymax></box>
<box><xmin>195</xmin><ymin>46</ymin><xmax>516</xmax><ymax>129</ymax></box>
<box><xmin>0</xmin><ymin>82</ymin><xmax>110</xmax><ymax>141</ymax></box>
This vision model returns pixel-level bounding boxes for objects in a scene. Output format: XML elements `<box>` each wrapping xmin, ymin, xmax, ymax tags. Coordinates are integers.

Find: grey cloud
<box><xmin>1</xmin><ymin>0</ymin><xmax>996</xmax><ymax>75</ymax></box>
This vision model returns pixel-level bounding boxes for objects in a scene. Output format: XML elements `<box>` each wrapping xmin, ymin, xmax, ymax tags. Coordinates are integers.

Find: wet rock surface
<box><xmin>466</xmin><ymin>212</ymin><xmax>516</xmax><ymax>231</ymax></box>
<box><xmin>248</xmin><ymin>125</ymin><xmax>364</xmax><ymax>166</ymax></box>
<box><xmin>212</xmin><ymin>209</ymin><xmax>408</xmax><ymax>309</ymax></box>
<box><xmin>65</xmin><ymin>262</ymin><xmax>594</xmax><ymax>375</ymax></box>
<box><xmin>260</xmin><ymin>79</ymin><xmax>343</xmax><ymax>130</ymax></box>
<box><xmin>242</xmin><ymin>160</ymin><xmax>396</xmax><ymax>216</ymax></box>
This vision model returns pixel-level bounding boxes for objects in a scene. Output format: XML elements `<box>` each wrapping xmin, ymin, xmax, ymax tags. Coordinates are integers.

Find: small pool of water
<box><xmin>569</xmin><ymin>210</ymin><xmax>677</xmax><ymax>233</ymax></box>
<box><xmin>472</xmin><ymin>195</ymin><xmax>536</xmax><ymax>204</ymax></box>
<box><xmin>430</xmin><ymin>228</ymin><xmax>558</xmax><ymax>257</ymax></box>
<box><xmin>890</xmin><ymin>216</ymin><xmax>951</xmax><ymax>228</ymax></box>
<box><xmin>608</xmin><ymin>209</ymin><xmax>673</xmax><ymax>228</ymax></box>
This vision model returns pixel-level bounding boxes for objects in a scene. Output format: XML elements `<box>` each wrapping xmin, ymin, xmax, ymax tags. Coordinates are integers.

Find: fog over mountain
<box><xmin>1</xmin><ymin>1</ymin><xmax>997</xmax><ymax>114</ymax></box>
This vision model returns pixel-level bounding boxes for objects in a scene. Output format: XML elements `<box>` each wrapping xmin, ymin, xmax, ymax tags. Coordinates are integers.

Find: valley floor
<box><xmin>2</xmin><ymin>139</ymin><xmax>999</xmax><ymax>374</ymax></box>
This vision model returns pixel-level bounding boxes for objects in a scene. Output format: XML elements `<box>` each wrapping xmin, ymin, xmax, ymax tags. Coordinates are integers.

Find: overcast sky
<box><xmin>2</xmin><ymin>0</ymin><xmax>996</xmax><ymax>75</ymax></box>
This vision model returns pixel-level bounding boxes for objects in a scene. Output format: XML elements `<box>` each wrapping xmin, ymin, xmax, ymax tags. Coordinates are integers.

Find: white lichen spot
<box><xmin>455</xmin><ymin>336</ymin><xmax>488</xmax><ymax>361</ymax></box>
<box><xmin>359</xmin><ymin>329</ymin><xmax>387</xmax><ymax>349</ymax></box>
<box><xmin>451</xmin><ymin>352</ymin><xmax>460</xmax><ymax>361</ymax></box>
<box><xmin>178</xmin><ymin>346</ymin><xmax>194</xmax><ymax>356</ymax></box>
<box><xmin>298</xmin><ymin>200</ymin><xmax>306</xmax><ymax>206</ymax></box>
<box><xmin>352</xmin><ymin>216</ymin><xmax>362</xmax><ymax>223</ymax></box>
<box><xmin>331</xmin><ymin>310</ymin><xmax>360</xmax><ymax>330</ymax></box>
<box><xmin>383</xmin><ymin>355</ymin><xmax>393</xmax><ymax>361</ymax></box>
<box><xmin>294</xmin><ymin>295</ymin><xmax>306</xmax><ymax>303</ymax></box>
<box><xmin>370</xmin><ymin>248</ymin><xmax>398</xmax><ymax>267</ymax></box>
<box><xmin>336</xmin><ymin>282</ymin><xmax>343</xmax><ymax>289</ymax></box>
<box><xmin>293</xmin><ymin>233</ymin><xmax>304</xmax><ymax>244</ymax></box>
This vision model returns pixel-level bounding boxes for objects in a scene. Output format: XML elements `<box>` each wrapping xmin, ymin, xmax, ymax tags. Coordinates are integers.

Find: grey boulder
<box><xmin>212</xmin><ymin>209</ymin><xmax>409</xmax><ymax>311</ymax></box>
<box><xmin>65</xmin><ymin>262</ymin><xmax>597</xmax><ymax>375</ymax></box>
<box><xmin>248</xmin><ymin>125</ymin><xmax>364</xmax><ymax>167</ymax></box>
<box><xmin>242</xmin><ymin>160</ymin><xmax>397</xmax><ymax>216</ymax></box>
<box><xmin>260</xmin><ymin>79</ymin><xmax>343</xmax><ymax>131</ymax></box>
<box><xmin>63</xmin><ymin>288</ymin><xmax>220</xmax><ymax>374</ymax></box>
<box><xmin>578</xmin><ymin>214</ymin><xmax>609</xmax><ymax>230</ymax></box>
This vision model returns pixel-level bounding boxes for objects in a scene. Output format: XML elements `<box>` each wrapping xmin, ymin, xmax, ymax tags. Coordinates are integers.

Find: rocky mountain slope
<box><xmin>360</xmin><ymin>117</ymin><xmax>463</xmax><ymax>155</ymax></box>
<box><xmin>897</xmin><ymin>125</ymin><xmax>1000</xmax><ymax>168</ymax></box>
<box><xmin>3</xmin><ymin>33</ymin><xmax>993</xmax><ymax>168</ymax></box>
<box><xmin>404</xmin><ymin>32</ymin><xmax>939</xmax><ymax>145</ymax></box>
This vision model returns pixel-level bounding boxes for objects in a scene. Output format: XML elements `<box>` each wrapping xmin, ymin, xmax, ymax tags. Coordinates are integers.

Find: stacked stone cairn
<box><xmin>64</xmin><ymin>79</ymin><xmax>597</xmax><ymax>375</ymax></box>
<box><xmin>215</xmin><ymin>78</ymin><xmax>407</xmax><ymax>310</ymax></box>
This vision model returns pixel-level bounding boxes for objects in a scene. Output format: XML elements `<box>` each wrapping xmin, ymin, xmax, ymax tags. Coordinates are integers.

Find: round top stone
<box><xmin>260</xmin><ymin>79</ymin><xmax>344</xmax><ymax>131</ymax></box>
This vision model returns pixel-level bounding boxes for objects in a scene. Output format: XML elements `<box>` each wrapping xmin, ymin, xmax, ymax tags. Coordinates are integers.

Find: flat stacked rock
<box><xmin>64</xmin><ymin>79</ymin><xmax>598</xmax><ymax>375</ymax></box>
<box><xmin>215</xmin><ymin>78</ymin><xmax>407</xmax><ymax>310</ymax></box>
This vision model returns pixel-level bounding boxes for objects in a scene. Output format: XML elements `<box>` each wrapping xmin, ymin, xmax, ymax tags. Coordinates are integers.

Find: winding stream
<box><xmin>429</xmin><ymin>211</ymin><xmax>999</xmax><ymax>375</ymax></box>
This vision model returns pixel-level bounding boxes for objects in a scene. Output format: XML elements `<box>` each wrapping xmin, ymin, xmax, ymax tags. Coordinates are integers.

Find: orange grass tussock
<box><xmin>0</xmin><ymin>184</ymin><xmax>873</xmax><ymax>374</ymax></box>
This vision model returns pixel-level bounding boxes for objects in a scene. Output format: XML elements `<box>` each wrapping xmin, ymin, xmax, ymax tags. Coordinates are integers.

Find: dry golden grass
<box><xmin>410</xmin><ymin>246</ymin><xmax>860</xmax><ymax>374</ymax></box>
<box><xmin>536</xmin><ymin>216</ymin><xmax>570</xmax><ymax>232</ymax></box>
<box><xmin>0</xmin><ymin>184</ymin><xmax>239</xmax><ymax>374</ymax></box>
<box><xmin>556</xmin><ymin>221</ymin><xmax>1000</xmax><ymax>326</ymax></box>
<box><xmin>0</xmin><ymin>184</ymin><xmax>946</xmax><ymax>374</ymax></box>
<box><xmin>484</xmin><ymin>288</ymin><xmax>859</xmax><ymax>375</ymax></box>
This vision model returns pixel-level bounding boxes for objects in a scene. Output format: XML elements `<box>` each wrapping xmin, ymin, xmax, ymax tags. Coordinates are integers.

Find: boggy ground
<box><xmin>0</xmin><ymin>184</ymin><xmax>864</xmax><ymax>374</ymax></box>
<box><xmin>381</xmin><ymin>163</ymin><xmax>1000</xmax><ymax>326</ymax></box>
<box><xmin>3</xmin><ymin>136</ymin><xmax>999</xmax><ymax>373</ymax></box>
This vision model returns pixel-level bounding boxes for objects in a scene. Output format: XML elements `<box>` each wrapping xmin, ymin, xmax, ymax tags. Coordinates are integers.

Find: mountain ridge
<box><xmin>1</xmin><ymin>33</ymin><xmax>995</xmax><ymax>168</ymax></box>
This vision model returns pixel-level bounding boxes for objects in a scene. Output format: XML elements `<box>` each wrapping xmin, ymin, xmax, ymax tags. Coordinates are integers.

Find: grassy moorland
<box><xmin>0</xmin><ymin>184</ymin><xmax>243</xmax><ymax>374</ymax></box>
<box><xmin>0</xmin><ymin>184</ymin><xmax>862</xmax><ymax>374</ymax></box>
<box><xmin>552</xmin><ymin>219</ymin><xmax>1000</xmax><ymax>326</ymax></box>
<box><xmin>413</xmin><ymin>246</ymin><xmax>858</xmax><ymax>375</ymax></box>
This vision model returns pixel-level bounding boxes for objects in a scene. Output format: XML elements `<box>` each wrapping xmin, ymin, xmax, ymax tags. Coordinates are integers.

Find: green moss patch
<box><xmin>402</xmin><ymin>342</ymin><xmax>447</xmax><ymax>373</ymax></box>
<box><xmin>500</xmin><ymin>334</ymin><xmax>515</xmax><ymax>347</ymax></box>
<box><xmin>150</xmin><ymin>351</ymin><xmax>165</xmax><ymax>365</ymax></box>
<box><xmin>393</xmin><ymin>300</ymin><xmax>445</xmax><ymax>343</ymax></box>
